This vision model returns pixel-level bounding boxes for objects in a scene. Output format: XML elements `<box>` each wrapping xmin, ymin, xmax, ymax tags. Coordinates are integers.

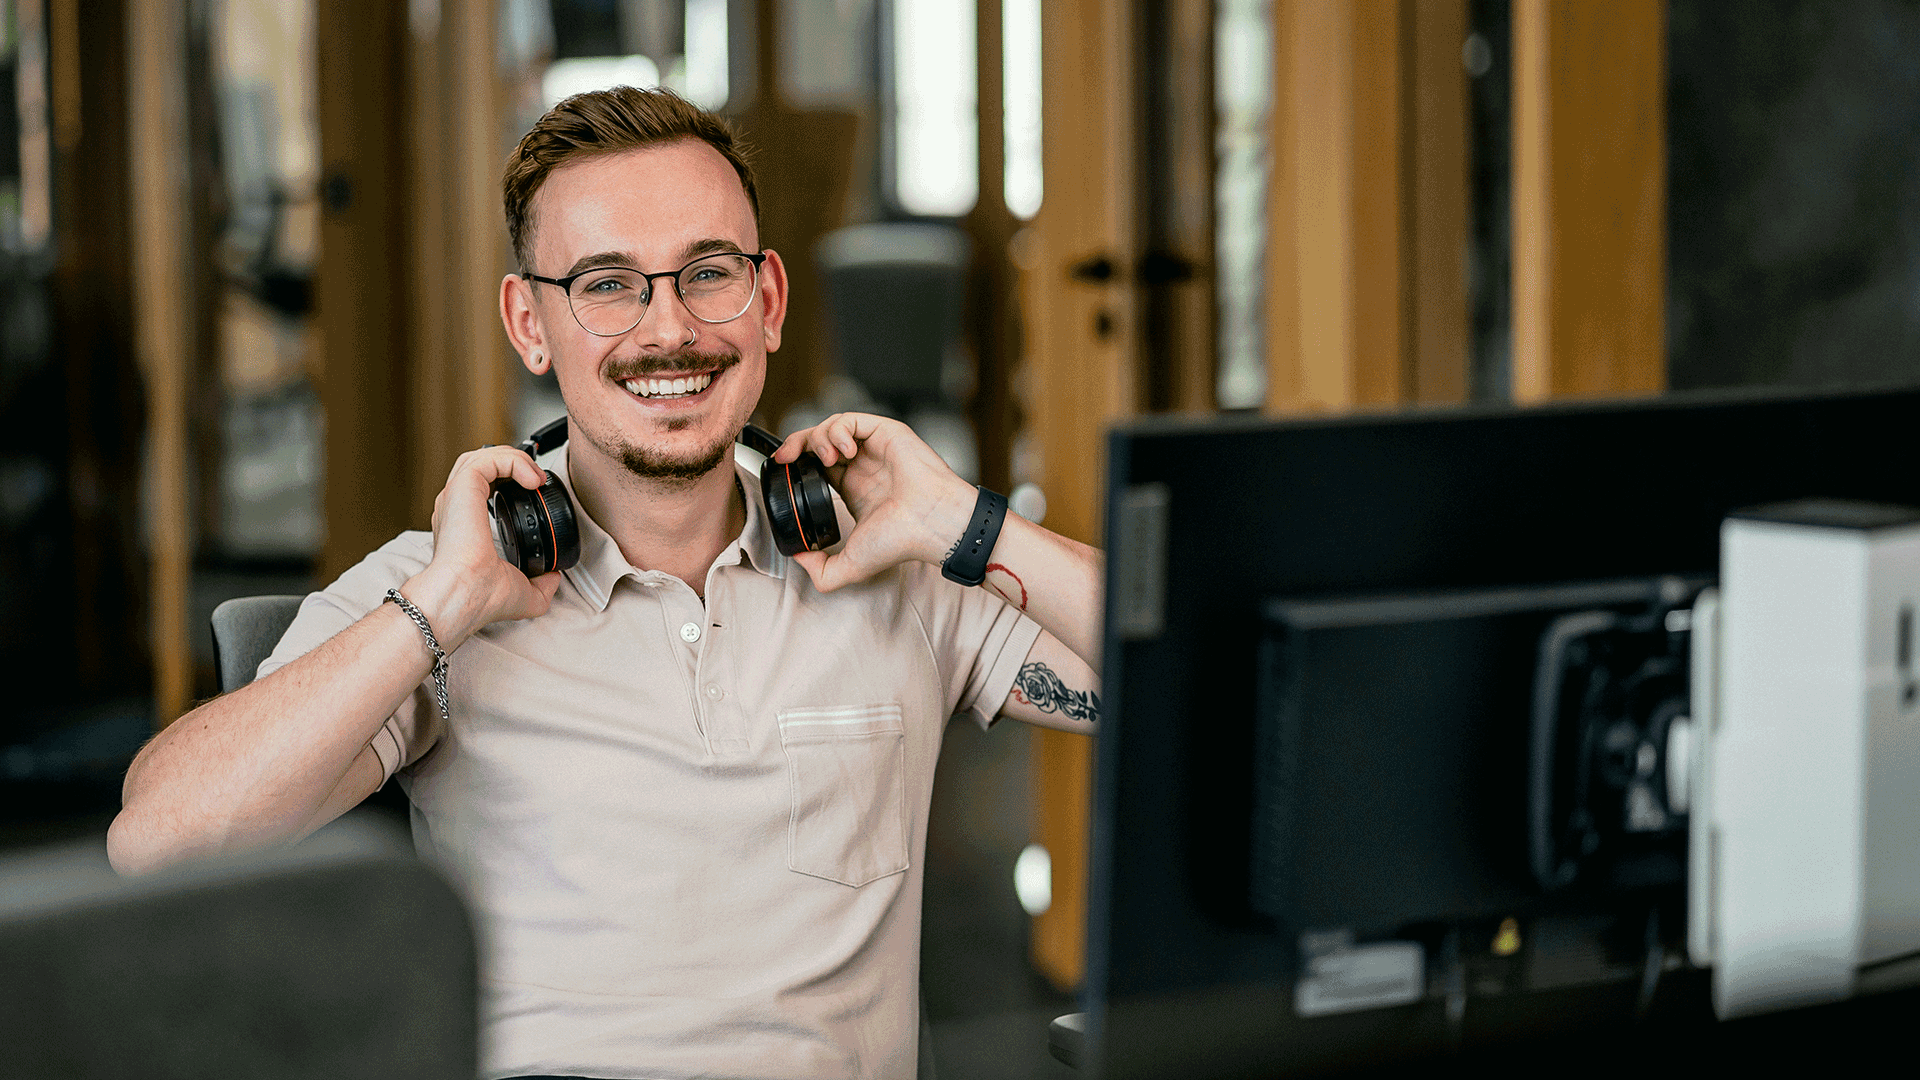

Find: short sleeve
<box><xmin>904</xmin><ymin>562</ymin><xmax>1045</xmax><ymax>731</ymax></box>
<box><xmin>255</xmin><ymin>530</ymin><xmax>444</xmax><ymax>782</ymax></box>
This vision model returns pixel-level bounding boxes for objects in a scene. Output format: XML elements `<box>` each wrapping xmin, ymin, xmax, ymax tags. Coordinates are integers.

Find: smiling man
<box><xmin>108</xmin><ymin>88</ymin><xmax>1102</xmax><ymax>1079</ymax></box>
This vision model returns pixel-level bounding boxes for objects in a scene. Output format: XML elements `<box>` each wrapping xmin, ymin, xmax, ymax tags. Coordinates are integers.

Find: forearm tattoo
<box><xmin>1012</xmin><ymin>662</ymin><xmax>1102</xmax><ymax>724</ymax></box>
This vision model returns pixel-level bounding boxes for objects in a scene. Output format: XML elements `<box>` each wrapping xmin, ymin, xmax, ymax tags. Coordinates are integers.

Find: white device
<box><xmin>1687</xmin><ymin>499</ymin><xmax>1920</xmax><ymax>1019</ymax></box>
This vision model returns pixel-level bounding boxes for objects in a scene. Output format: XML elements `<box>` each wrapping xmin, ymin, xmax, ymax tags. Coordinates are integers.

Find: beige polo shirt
<box><xmin>259</xmin><ymin>447</ymin><xmax>1043</xmax><ymax>1080</ymax></box>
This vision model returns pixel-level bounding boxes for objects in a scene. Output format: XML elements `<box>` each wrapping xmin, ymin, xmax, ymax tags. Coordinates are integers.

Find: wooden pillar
<box><xmin>404</xmin><ymin>0</ymin><xmax>513</xmax><ymax>528</ymax></box>
<box><xmin>1023</xmin><ymin>0</ymin><xmax>1142</xmax><ymax>992</ymax></box>
<box><xmin>1410</xmin><ymin>0</ymin><xmax>1470</xmax><ymax>404</ymax></box>
<box><xmin>54</xmin><ymin>0</ymin><xmax>149</xmax><ymax>700</ymax></box>
<box><xmin>317</xmin><ymin>1</ymin><xmax>511</xmax><ymax>581</ymax></box>
<box><xmin>965</xmin><ymin>0</ymin><xmax>1018</xmax><ymax>493</ymax></box>
<box><xmin>1511</xmin><ymin>0</ymin><xmax>1665</xmax><ymax>402</ymax></box>
<box><xmin>127</xmin><ymin>0</ymin><xmax>194</xmax><ymax>724</ymax></box>
<box><xmin>315</xmin><ymin>1</ymin><xmax>410</xmax><ymax>584</ymax></box>
<box><xmin>729</xmin><ymin>0</ymin><xmax>857</xmax><ymax>434</ymax></box>
<box><xmin>1140</xmin><ymin>0</ymin><xmax>1216</xmax><ymax>414</ymax></box>
<box><xmin>1266</xmin><ymin>0</ymin><xmax>1468</xmax><ymax>414</ymax></box>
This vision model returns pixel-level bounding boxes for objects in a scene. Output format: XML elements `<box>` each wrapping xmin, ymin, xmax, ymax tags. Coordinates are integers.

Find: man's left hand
<box><xmin>771</xmin><ymin>413</ymin><xmax>976</xmax><ymax>592</ymax></box>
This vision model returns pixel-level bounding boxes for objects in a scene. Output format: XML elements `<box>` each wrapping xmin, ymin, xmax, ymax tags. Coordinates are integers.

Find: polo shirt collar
<box><xmin>547</xmin><ymin>443</ymin><xmax>788</xmax><ymax>612</ymax></box>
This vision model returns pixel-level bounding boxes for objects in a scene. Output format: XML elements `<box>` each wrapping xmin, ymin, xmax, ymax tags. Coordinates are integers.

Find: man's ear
<box><xmin>500</xmin><ymin>273</ymin><xmax>551</xmax><ymax>374</ymax></box>
<box><xmin>757</xmin><ymin>248</ymin><xmax>790</xmax><ymax>354</ymax></box>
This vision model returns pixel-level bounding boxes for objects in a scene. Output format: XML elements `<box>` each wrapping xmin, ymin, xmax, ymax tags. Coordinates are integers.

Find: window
<box><xmin>1001</xmin><ymin>0</ymin><xmax>1041</xmax><ymax>220</ymax></box>
<box><xmin>890</xmin><ymin>0</ymin><xmax>977</xmax><ymax>217</ymax></box>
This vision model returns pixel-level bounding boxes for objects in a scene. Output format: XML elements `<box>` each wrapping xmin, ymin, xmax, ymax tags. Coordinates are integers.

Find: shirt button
<box><xmin>680</xmin><ymin>621</ymin><xmax>702</xmax><ymax>643</ymax></box>
<box><xmin>706</xmin><ymin>684</ymin><xmax>725</xmax><ymax>701</ymax></box>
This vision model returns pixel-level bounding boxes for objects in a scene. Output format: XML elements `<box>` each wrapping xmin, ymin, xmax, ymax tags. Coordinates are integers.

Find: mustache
<box><xmin>605</xmin><ymin>349</ymin><xmax>741</xmax><ymax>382</ymax></box>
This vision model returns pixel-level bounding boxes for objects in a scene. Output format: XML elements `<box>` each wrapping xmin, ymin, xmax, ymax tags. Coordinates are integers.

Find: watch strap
<box><xmin>941</xmin><ymin>486</ymin><xmax>1009</xmax><ymax>587</ymax></box>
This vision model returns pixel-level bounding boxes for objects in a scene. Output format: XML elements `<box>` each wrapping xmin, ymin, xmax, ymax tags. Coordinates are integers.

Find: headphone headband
<box><xmin>519</xmin><ymin>416</ymin><xmax>571</xmax><ymax>458</ymax></box>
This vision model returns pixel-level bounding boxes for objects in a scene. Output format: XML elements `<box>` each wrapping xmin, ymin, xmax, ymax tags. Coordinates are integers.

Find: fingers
<box><xmin>773</xmin><ymin>412</ymin><xmax>890</xmax><ymax>466</ymax></box>
<box><xmin>793</xmin><ymin>541</ymin><xmax>893</xmax><ymax>593</ymax></box>
<box><xmin>435</xmin><ymin>445</ymin><xmax>544</xmax><ymax>544</ymax></box>
<box><xmin>532</xmin><ymin>571</ymin><xmax>565</xmax><ymax>599</ymax></box>
<box><xmin>773</xmin><ymin>428</ymin><xmax>809</xmax><ymax>464</ymax></box>
<box><xmin>445</xmin><ymin>444</ymin><xmax>545</xmax><ymax>492</ymax></box>
<box><xmin>432</xmin><ymin>444</ymin><xmax>546</xmax><ymax>567</ymax></box>
<box><xmin>810</xmin><ymin>414</ymin><xmax>865</xmax><ymax>464</ymax></box>
<box><xmin>790</xmin><ymin>550</ymin><xmax>845</xmax><ymax>593</ymax></box>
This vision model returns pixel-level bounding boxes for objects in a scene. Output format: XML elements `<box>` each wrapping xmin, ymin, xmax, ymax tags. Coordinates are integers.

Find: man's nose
<box><xmin>630</xmin><ymin>282</ymin><xmax>699</xmax><ymax>349</ymax></box>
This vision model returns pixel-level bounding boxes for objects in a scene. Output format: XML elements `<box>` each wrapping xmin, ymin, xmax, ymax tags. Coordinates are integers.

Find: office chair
<box><xmin>211</xmin><ymin>593</ymin><xmax>306</xmax><ymax>693</ymax></box>
<box><xmin>0</xmin><ymin>818</ymin><xmax>476</xmax><ymax>1079</ymax></box>
<box><xmin>210</xmin><ymin>594</ymin><xmax>943</xmax><ymax>1079</ymax></box>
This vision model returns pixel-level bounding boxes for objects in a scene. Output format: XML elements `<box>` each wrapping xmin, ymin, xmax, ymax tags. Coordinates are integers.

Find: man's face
<box><xmin>510</xmin><ymin>139</ymin><xmax>785</xmax><ymax>487</ymax></box>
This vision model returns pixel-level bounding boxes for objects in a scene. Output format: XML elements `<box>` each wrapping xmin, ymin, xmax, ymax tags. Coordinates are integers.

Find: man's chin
<box><xmin>615</xmin><ymin>433</ymin><xmax>734</xmax><ymax>488</ymax></box>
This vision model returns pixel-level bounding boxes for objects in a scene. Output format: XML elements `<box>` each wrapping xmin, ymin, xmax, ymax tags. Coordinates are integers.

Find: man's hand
<box><xmin>774</xmin><ymin>411</ymin><xmax>1103</xmax><ymax>678</ymax></box>
<box><xmin>108</xmin><ymin>444</ymin><xmax>569</xmax><ymax>875</ymax></box>
<box><xmin>403</xmin><ymin>445</ymin><xmax>565</xmax><ymax>647</ymax></box>
<box><xmin>771</xmin><ymin>413</ymin><xmax>976</xmax><ymax>592</ymax></box>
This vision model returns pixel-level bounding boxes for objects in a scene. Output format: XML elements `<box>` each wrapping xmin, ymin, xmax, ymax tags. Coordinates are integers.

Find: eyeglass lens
<box><xmin>567</xmin><ymin>254</ymin><xmax>759</xmax><ymax>337</ymax></box>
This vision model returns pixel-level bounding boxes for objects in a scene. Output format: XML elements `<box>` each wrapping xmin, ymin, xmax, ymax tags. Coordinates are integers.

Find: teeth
<box><xmin>623</xmin><ymin>372</ymin><xmax>714</xmax><ymax>399</ymax></box>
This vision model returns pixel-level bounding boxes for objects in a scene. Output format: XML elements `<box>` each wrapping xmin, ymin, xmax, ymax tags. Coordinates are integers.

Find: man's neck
<box><xmin>569</xmin><ymin>442</ymin><xmax>746</xmax><ymax>595</ymax></box>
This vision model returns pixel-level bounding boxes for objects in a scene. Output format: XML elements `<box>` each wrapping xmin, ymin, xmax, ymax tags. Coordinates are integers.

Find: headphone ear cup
<box><xmin>488</xmin><ymin>470</ymin><xmax>580</xmax><ymax>576</ymax></box>
<box><xmin>761</xmin><ymin>460</ymin><xmax>804</xmax><ymax>556</ymax></box>
<box><xmin>538</xmin><ymin>472</ymin><xmax>580</xmax><ymax>574</ymax></box>
<box><xmin>790</xmin><ymin>457</ymin><xmax>841</xmax><ymax>551</ymax></box>
<box><xmin>489</xmin><ymin>479</ymin><xmax>535</xmax><ymax>573</ymax></box>
<box><xmin>761</xmin><ymin>452</ymin><xmax>841</xmax><ymax>556</ymax></box>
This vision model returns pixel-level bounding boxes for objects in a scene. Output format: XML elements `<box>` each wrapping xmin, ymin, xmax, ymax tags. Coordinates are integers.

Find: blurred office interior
<box><xmin>6</xmin><ymin>0</ymin><xmax>1920</xmax><ymax>1075</ymax></box>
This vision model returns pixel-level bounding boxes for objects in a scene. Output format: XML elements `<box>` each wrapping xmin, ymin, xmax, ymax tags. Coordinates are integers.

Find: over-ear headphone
<box><xmin>487</xmin><ymin>416</ymin><xmax>841</xmax><ymax>576</ymax></box>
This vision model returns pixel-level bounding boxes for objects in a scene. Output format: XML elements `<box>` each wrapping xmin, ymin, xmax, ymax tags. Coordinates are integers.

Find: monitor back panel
<box><xmin>1090</xmin><ymin>386</ymin><xmax>1920</xmax><ymax>1077</ymax></box>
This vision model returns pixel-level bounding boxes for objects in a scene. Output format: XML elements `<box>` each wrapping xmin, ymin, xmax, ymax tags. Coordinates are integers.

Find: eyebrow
<box><xmin>682</xmin><ymin>237</ymin><xmax>746</xmax><ymax>261</ymax></box>
<box><xmin>562</xmin><ymin>238</ymin><xmax>748</xmax><ymax>278</ymax></box>
<box><xmin>563</xmin><ymin>251</ymin><xmax>638</xmax><ymax>277</ymax></box>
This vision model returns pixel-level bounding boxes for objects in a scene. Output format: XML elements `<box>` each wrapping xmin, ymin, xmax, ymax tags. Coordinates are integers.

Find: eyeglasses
<box><xmin>523</xmin><ymin>251</ymin><xmax>768</xmax><ymax>338</ymax></box>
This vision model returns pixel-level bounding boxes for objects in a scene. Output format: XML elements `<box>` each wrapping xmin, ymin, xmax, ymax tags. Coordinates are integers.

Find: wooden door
<box><xmin>1511</xmin><ymin>0</ymin><xmax>1665</xmax><ymax>401</ymax></box>
<box><xmin>1266</xmin><ymin>0</ymin><xmax>1469</xmax><ymax>413</ymax></box>
<box><xmin>1021</xmin><ymin>0</ymin><xmax>1144</xmax><ymax>990</ymax></box>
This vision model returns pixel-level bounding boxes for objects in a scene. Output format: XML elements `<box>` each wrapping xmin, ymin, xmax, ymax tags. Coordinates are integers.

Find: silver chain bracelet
<box><xmin>384</xmin><ymin>588</ymin><xmax>451</xmax><ymax>725</ymax></box>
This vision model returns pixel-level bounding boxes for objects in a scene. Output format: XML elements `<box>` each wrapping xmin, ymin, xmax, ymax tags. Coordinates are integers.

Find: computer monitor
<box><xmin>1086</xmin><ymin>385</ymin><xmax>1920</xmax><ymax>1078</ymax></box>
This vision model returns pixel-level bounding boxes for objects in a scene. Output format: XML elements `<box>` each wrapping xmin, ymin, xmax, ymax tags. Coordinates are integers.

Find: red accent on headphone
<box><xmin>783</xmin><ymin>461</ymin><xmax>812</xmax><ymax>552</ymax></box>
<box><xmin>540</xmin><ymin>482</ymin><xmax>560</xmax><ymax>572</ymax></box>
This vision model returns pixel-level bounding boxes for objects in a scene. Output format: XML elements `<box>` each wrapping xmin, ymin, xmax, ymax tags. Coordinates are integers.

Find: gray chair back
<box><xmin>0</xmin><ymin>819</ymin><xmax>476</xmax><ymax>1079</ymax></box>
<box><xmin>211</xmin><ymin>593</ymin><xmax>305</xmax><ymax>692</ymax></box>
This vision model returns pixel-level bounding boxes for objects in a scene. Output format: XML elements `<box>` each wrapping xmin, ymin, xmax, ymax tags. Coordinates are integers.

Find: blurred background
<box><xmin>5</xmin><ymin>0</ymin><xmax>1920</xmax><ymax>1075</ymax></box>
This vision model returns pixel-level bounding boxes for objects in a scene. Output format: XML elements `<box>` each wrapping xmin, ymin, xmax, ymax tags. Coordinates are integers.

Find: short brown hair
<box><xmin>502</xmin><ymin>86</ymin><xmax>759</xmax><ymax>272</ymax></box>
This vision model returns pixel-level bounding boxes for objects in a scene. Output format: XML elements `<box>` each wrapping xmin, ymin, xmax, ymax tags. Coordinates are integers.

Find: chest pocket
<box><xmin>777</xmin><ymin>702</ymin><xmax>910</xmax><ymax>887</ymax></box>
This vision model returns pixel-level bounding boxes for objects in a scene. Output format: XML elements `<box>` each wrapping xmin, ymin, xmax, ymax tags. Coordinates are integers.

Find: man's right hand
<box><xmin>106</xmin><ymin>445</ymin><xmax>565</xmax><ymax>876</ymax></box>
<box><xmin>400</xmin><ymin>445</ymin><xmax>566</xmax><ymax>650</ymax></box>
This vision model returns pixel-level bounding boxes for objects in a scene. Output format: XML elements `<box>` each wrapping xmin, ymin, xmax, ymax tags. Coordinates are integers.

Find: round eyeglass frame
<box><xmin>522</xmin><ymin>251</ymin><xmax>769</xmax><ymax>338</ymax></box>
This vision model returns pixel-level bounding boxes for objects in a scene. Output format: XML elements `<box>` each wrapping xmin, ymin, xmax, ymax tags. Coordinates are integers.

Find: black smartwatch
<box><xmin>941</xmin><ymin>486</ymin><xmax>1009</xmax><ymax>587</ymax></box>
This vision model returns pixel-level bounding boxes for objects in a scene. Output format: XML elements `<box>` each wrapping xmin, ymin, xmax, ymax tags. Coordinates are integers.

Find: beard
<box><xmin>612</xmin><ymin>428</ymin><xmax>734</xmax><ymax>487</ymax></box>
<box><xmin>597</xmin><ymin>348</ymin><xmax>744</xmax><ymax>489</ymax></box>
